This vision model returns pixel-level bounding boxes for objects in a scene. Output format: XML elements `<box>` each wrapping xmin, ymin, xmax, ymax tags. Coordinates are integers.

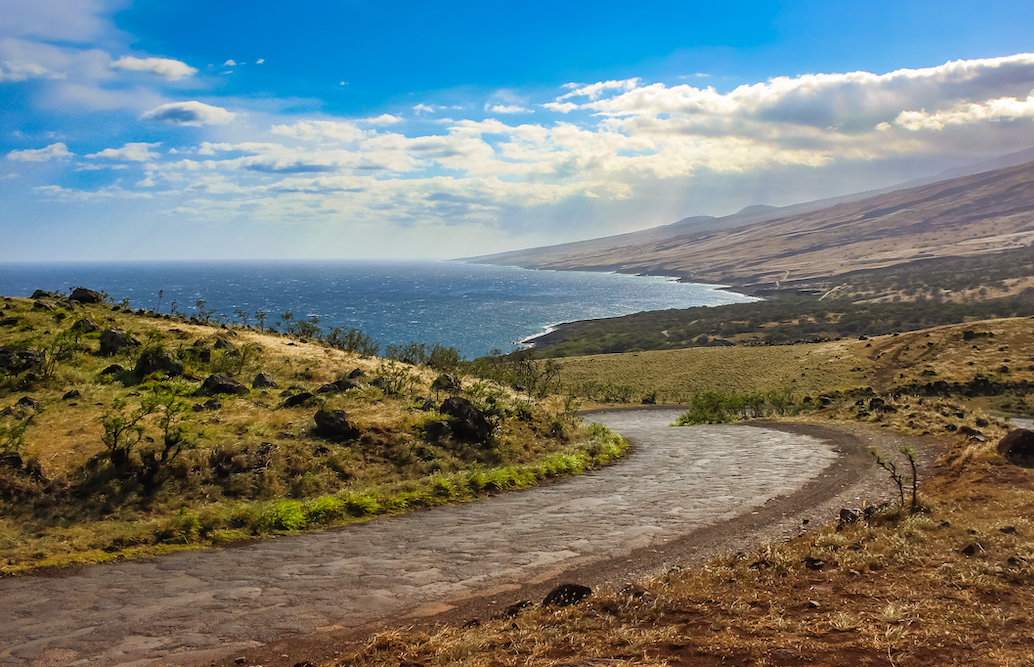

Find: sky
<box><xmin>2</xmin><ymin>0</ymin><xmax>1034</xmax><ymax>262</ymax></box>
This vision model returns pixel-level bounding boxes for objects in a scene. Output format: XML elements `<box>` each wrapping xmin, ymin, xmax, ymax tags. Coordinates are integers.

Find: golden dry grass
<box><xmin>556</xmin><ymin>339</ymin><xmax>873</xmax><ymax>406</ymax></box>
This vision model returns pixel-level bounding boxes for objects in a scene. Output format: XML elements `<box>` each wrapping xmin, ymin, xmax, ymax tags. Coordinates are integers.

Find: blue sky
<box><xmin>3</xmin><ymin>0</ymin><xmax>1034</xmax><ymax>261</ymax></box>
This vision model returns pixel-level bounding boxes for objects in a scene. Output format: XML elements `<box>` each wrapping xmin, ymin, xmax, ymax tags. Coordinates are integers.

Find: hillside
<box><xmin>0</xmin><ymin>292</ymin><xmax>625</xmax><ymax>573</ymax></box>
<box><xmin>466</xmin><ymin>158</ymin><xmax>1034</xmax><ymax>292</ymax></box>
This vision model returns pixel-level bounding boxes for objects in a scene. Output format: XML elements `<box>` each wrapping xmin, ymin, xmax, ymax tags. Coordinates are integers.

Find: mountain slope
<box><xmin>466</xmin><ymin>159</ymin><xmax>1034</xmax><ymax>290</ymax></box>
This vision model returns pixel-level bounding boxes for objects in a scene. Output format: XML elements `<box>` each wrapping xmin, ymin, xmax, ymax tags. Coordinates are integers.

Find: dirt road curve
<box><xmin>0</xmin><ymin>410</ymin><xmax>889</xmax><ymax>667</ymax></box>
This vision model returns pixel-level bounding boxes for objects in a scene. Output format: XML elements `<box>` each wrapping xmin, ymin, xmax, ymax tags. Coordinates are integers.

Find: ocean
<box><xmin>0</xmin><ymin>260</ymin><xmax>755</xmax><ymax>358</ymax></box>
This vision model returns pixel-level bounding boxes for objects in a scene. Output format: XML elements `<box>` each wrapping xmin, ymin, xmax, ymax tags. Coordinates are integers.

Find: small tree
<box><xmin>138</xmin><ymin>392</ymin><xmax>199</xmax><ymax>492</ymax></box>
<box><xmin>101</xmin><ymin>397</ymin><xmax>156</xmax><ymax>474</ymax></box>
<box><xmin>255</xmin><ymin>310</ymin><xmax>267</xmax><ymax>331</ymax></box>
<box><xmin>869</xmin><ymin>445</ymin><xmax>920</xmax><ymax>511</ymax></box>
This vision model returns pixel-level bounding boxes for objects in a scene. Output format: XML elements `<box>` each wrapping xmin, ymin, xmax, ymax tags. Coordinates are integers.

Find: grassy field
<box><xmin>555</xmin><ymin>340</ymin><xmax>873</xmax><ymax>405</ymax></box>
<box><xmin>0</xmin><ymin>294</ymin><xmax>626</xmax><ymax>574</ymax></box>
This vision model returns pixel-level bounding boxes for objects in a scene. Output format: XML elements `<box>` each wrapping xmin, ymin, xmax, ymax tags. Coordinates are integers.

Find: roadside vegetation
<box><xmin>0</xmin><ymin>292</ymin><xmax>625</xmax><ymax>574</ymax></box>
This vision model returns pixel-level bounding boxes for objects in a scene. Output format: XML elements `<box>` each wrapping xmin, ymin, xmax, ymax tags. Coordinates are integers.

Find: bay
<box><xmin>0</xmin><ymin>260</ymin><xmax>755</xmax><ymax>358</ymax></box>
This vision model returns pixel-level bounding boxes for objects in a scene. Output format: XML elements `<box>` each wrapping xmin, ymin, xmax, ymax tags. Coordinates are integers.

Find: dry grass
<box><xmin>557</xmin><ymin>341</ymin><xmax>872</xmax><ymax>407</ymax></box>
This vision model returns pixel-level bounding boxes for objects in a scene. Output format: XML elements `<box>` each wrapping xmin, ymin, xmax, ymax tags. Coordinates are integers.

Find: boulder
<box><xmin>347</xmin><ymin>368</ymin><xmax>366</xmax><ymax>379</ymax></box>
<box><xmin>33</xmin><ymin>299</ymin><xmax>55</xmax><ymax>311</ymax></box>
<box><xmin>193</xmin><ymin>398</ymin><xmax>222</xmax><ymax>412</ymax></box>
<box><xmin>282</xmin><ymin>392</ymin><xmax>314</xmax><ymax>408</ymax></box>
<box><xmin>213</xmin><ymin>337</ymin><xmax>236</xmax><ymax>351</ymax></box>
<box><xmin>423</xmin><ymin>420</ymin><xmax>452</xmax><ymax>441</ymax></box>
<box><xmin>30</xmin><ymin>290</ymin><xmax>57</xmax><ymax>299</ymax></box>
<box><xmin>99</xmin><ymin>329</ymin><xmax>140</xmax><ymax>356</ymax></box>
<box><xmin>0</xmin><ymin>317</ymin><xmax>19</xmax><ymax>327</ymax></box>
<box><xmin>100</xmin><ymin>364</ymin><xmax>125</xmax><ymax>376</ymax></box>
<box><xmin>252</xmin><ymin>372</ymin><xmax>278</xmax><ymax>389</ymax></box>
<box><xmin>15</xmin><ymin>396</ymin><xmax>39</xmax><ymax>411</ymax></box>
<box><xmin>200</xmin><ymin>373</ymin><xmax>249</xmax><ymax>396</ymax></box>
<box><xmin>0</xmin><ymin>347</ymin><xmax>42</xmax><ymax>374</ymax></box>
<box><xmin>317</xmin><ymin>379</ymin><xmax>358</xmax><ymax>394</ymax></box>
<box><xmin>69</xmin><ymin>288</ymin><xmax>104</xmax><ymax>304</ymax></box>
<box><xmin>998</xmin><ymin>429</ymin><xmax>1034</xmax><ymax>467</ymax></box>
<box><xmin>440</xmin><ymin>396</ymin><xmax>493</xmax><ymax>442</ymax></box>
<box><xmin>542</xmin><ymin>583</ymin><xmax>592</xmax><ymax>607</ymax></box>
<box><xmin>314</xmin><ymin>409</ymin><xmax>361</xmax><ymax>441</ymax></box>
<box><xmin>134</xmin><ymin>348</ymin><xmax>184</xmax><ymax>378</ymax></box>
<box><xmin>70</xmin><ymin>318</ymin><xmax>100</xmax><ymax>334</ymax></box>
<box><xmin>62</xmin><ymin>389</ymin><xmax>81</xmax><ymax>400</ymax></box>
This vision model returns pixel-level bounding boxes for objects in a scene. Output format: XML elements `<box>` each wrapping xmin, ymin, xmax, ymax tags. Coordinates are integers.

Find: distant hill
<box><xmin>464</xmin><ymin>158</ymin><xmax>1034</xmax><ymax>291</ymax></box>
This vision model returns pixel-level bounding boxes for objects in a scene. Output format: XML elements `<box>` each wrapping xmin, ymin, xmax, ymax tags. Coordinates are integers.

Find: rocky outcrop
<box><xmin>199</xmin><ymin>373</ymin><xmax>249</xmax><ymax>396</ymax></box>
<box><xmin>99</xmin><ymin>329</ymin><xmax>140</xmax><ymax>356</ymax></box>
<box><xmin>542</xmin><ymin>583</ymin><xmax>592</xmax><ymax>607</ymax></box>
<box><xmin>440</xmin><ymin>396</ymin><xmax>493</xmax><ymax>442</ymax></box>
<box><xmin>282</xmin><ymin>392</ymin><xmax>314</xmax><ymax>408</ymax></box>
<box><xmin>134</xmin><ymin>348</ymin><xmax>184</xmax><ymax>378</ymax></box>
<box><xmin>0</xmin><ymin>347</ymin><xmax>42</xmax><ymax>374</ymax></box>
<box><xmin>998</xmin><ymin>429</ymin><xmax>1034</xmax><ymax>467</ymax></box>
<box><xmin>316</xmin><ymin>379</ymin><xmax>358</xmax><ymax>394</ymax></box>
<box><xmin>252</xmin><ymin>372</ymin><xmax>278</xmax><ymax>389</ymax></box>
<box><xmin>314</xmin><ymin>409</ymin><xmax>361</xmax><ymax>441</ymax></box>
<box><xmin>70</xmin><ymin>318</ymin><xmax>100</xmax><ymax>333</ymax></box>
<box><xmin>69</xmin><ymin>288</ymin><xmax>104</xmax><ymax>304</ymax></box>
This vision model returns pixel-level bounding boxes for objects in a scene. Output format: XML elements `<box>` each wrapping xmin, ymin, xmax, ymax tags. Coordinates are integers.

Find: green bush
<box><xmin>253</xmin><ymin>500</ymin><xmax>307</xmax><ymax>532</ymax></box>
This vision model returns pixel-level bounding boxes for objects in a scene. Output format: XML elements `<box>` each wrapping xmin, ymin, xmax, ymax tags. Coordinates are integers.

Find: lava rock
<box><xmin>0</xmin><ymin>347</ymin><xmax>42</xmax><ymax>374</ymax></box>
<box><xmin>69</xmin><ymin>287</ymin><xmax>104</xmax><ymax>304</ymax></box>
<box><xmin>213</xmin><ymin>337</ymin><xmax>236</xmax><ymax>351</ymax></box>
<box><xmin>99</xmin><ymin>329</ymin><xmax>140</xmax><ymax>356</ymax></box>
<box><xmin>199</xmin><ymin>373</ymin><xmax>249</xmax><ymax>396</ymax></box>
<box><xmin>134</xmin><ymin>348</ymin><xmax>184</xmax><ymax>378</ymax></box>
<box><xmin>998</xmin><ymin>429</ymin><xmax>1034</xmax><ymax>467</ymax></box>
<box><xmin>439</xmin><ymin>396</ymin><xmax>493</xmax><ymax>442</ymax></box>
<box><xmin>70</xmin><ymin>318</ymin><xmax>100</xmax><ymax>333</ymax></box>
<box><xmin>314</xmin><ymin>409</ymin><xmax>361</xmax><ymax>441</ymax></box>
<box><xmin>252</xmin><ymin>372</ymin><xmax>278</xmax><ymax>389</ymax></box>
<box><xmin>316</xmin><ymin>379</ymin><xmax>358</xmax><ymax>394</ymax></box>
<box><xmin>542</xmin><ymin>583</ymin><xmax>592</xmax><ymax>607</ymax></box>
<box><xmin>282</xmin><ymin>392</ymin><xmax>314</xmax><ymax>408</ymax></box>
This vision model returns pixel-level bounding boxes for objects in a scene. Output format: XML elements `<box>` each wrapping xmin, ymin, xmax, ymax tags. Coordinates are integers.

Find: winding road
<box><xmin>0</xmin><ymin>409</ymin><xmax>887</xmax><ymax>667</ymax></box>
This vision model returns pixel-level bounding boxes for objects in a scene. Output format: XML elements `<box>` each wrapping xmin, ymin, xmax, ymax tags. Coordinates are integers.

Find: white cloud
<box><xmin>0</xmin><ymin>59</ymin><xmax>62</xmax><ymax>81</ymax></box>
<box><xmin>6</xmin><ymin>142</ymin><xmax>72</xmax><ymax>161</ymax></box>
<box><xmin>542</xmin><ymin>101</ymin><xmax>579</xmax><ymax>113</ymax></box>
<box><xmin>111</xmin><ymin>56</ymin><xmax>196</xmax><ymax>81</ymax></box>
<box><xmin>223</xmin><ymin>59</ymin><xmax>236</xmax><ymax>67</ymax></box>
<box><xmin>86</xmin><ymin>141</ymin><xmax>161</xmax><ymax>161</ymax></box>
<box><xmin>271</xmin><ymin>120</ymin><xmax>365</xmax><ymax>142</ymax></box>
<box><xmin>363</xmin><ymin>113</ymin><xmax>402</xmax><ymax>125</ymax></box>
<box><xmin>141</xmin><ymin>101</ymin><xmax>236</xmax><ymax>126</ymax></box>
<box><xmin>895</xmin><ymin>92</ymin><xmax>1034</xmax><ymax>130</ymax></box>
<box><xmin>557</xmin><ymin>78</ymin><xmax>641</xmax><ymax>101</ymax></box>
<box><xmin>486</xmin><ymin>104</ymin><xmax>533</xmax><ymax>114</ymax></box>
<box><xmin>256</xmin><ymin>58</ymin><xmax>265</xmax><ymax>65</ymax></box>
<box><xmin>413</xmin><ymin>103</ymin><xmax>440</xmax><ymax>114</ymax></box>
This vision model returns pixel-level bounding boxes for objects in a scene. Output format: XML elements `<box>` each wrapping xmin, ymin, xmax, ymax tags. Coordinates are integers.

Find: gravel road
<box><xmin>0</xmin><ymin>409</ymin><xmax>891</xmax><ymax>667</ymax></box>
